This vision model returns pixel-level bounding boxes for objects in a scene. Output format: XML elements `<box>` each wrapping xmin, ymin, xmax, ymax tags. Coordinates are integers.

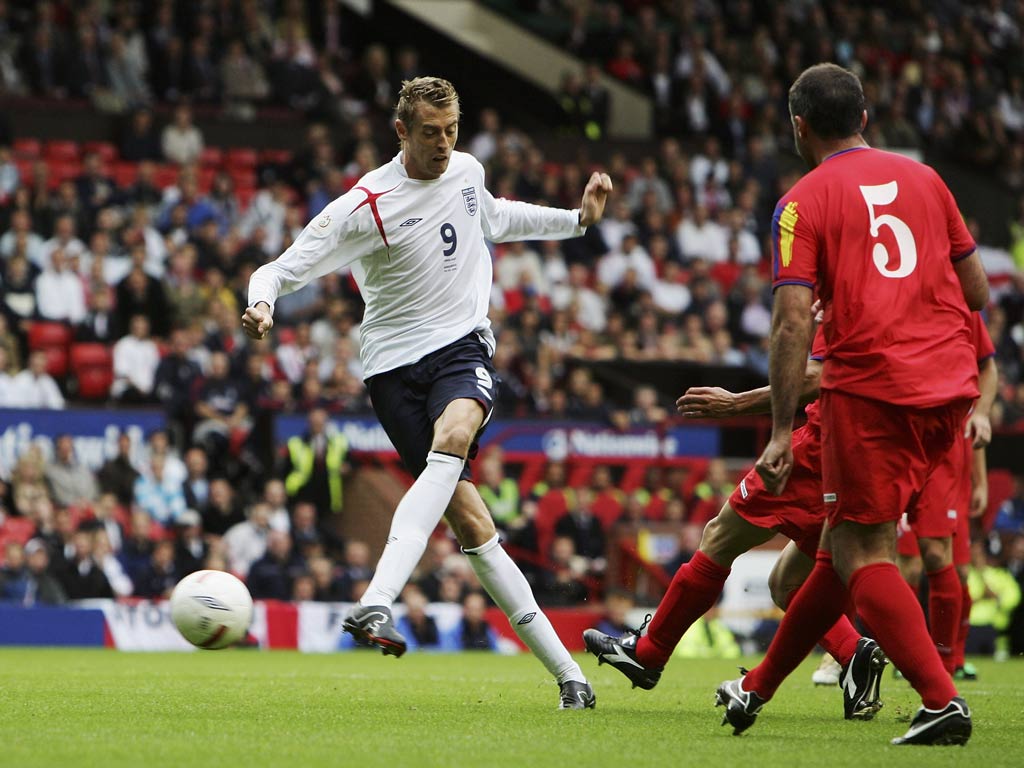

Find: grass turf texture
<box><xmin>1</xmin><ymin>650</ymin><xmax>1021</xmax><ymax>768</ymax></box>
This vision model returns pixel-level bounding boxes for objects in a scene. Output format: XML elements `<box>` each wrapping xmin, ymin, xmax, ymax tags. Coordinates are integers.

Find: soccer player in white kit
<box><xmin>242</xmin><ymin>77</ymin><xmax>611</xmax><ymax>709</ymax></box>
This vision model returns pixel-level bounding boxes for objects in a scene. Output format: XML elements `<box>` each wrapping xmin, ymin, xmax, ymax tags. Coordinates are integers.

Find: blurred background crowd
<box><xmin>0</xmin><ymin>1</ymin><xmax>1022</xmax><ymax>654</ymax></box>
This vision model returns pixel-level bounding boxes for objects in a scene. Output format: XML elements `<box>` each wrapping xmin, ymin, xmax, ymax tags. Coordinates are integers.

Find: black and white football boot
<box><xmin>582</xmin><ymin>615</ymin><xmax>663</xmax><ymax>690</ymax></box>
<box><xmin>342</xmin><ymin>604</ymin><xmax>408</xmax><ymax>657</ymax></box>
<box><xmin>839</xmin><ymin>637</ymin><xmax>889</xmax><ymax>720</ymax></box>
<box><xmin>715</xmin><ymin>672</ymin><xmax>768</xmax><ymax>736</ymax></box>
<box><xmin>558</xmin><ymin>680</ymin><xmax>597</xmax><ymax>710</ymax></box>
<box><xmin>891</xmin><ymin>697</ymin><xmax>972</xmax><ymax>746</ymax></box>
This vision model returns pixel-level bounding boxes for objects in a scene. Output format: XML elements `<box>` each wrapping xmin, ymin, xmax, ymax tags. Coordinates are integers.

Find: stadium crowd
<box><xmin>511</xmin><ymin>1</ymin><xmax>1024</xmax><ymax>183</ymax></box>
<box><xmin>0</xmin><ymin>2</ymin><xmax>1021</xmax><ymax>654</ymax></box>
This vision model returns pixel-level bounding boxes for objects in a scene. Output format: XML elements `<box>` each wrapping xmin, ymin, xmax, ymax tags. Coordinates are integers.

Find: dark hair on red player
<box><xmin>788</xmin><ymin>63</ymin><xmax>866</xmax><ymax>140</ymax></box>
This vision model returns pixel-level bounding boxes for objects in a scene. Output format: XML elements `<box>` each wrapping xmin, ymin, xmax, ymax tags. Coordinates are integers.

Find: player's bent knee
<box><xmin>433</xmin><ymin>424</ymin><xmax>475</xmax><ymax>457</ymax></box>
<box><xmin>767</xmin><ymin>569</ymin><xmax>790</xmax><ymax>610</ymax></box>
<box><xmin>918</xmin><ymin>538</ymin><xmax>952</xmax><ymax>573</ymax></box>
<box><xmin>698</xmin><ymin>515</ymin><xmax>723</xmax><ymax>551</ymax></box>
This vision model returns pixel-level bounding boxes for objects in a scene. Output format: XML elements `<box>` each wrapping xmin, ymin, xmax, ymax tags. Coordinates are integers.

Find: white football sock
<box><xmin>359</xmin><ymin>451</ymin><xmax>464</xmax><ymax>607</ymax></box>
<box><xmin>464</xmin><ymin>534</ymin><xmax>586</xmax><ymax>685</ymax></box>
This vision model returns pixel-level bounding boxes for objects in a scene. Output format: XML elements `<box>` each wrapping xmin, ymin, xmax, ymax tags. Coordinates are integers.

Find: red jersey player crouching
<box><xmin>895</xmin><ymin>312</ymin><xmax>998</xmax><ymax>681</ymax></box>
<box><xmin>714</xmin><ymin>63</ymin><xmax>988</xmax><ymax>747</ymax></box>
<box><xmin>582</xmin><ymin>322</ymin><xmax>889</xmax><ymax>722</ymax></box>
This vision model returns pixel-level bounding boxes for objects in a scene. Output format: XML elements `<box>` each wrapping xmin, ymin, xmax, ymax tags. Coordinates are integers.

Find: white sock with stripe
<box><xmin>464</xmin><ymin>534</ymin><xmax>586</xmax><ymax>685</ymax></box>
<box><xmin>358</xmin><ymin>451</ymin><xmax>464</xmax><ymax>607</ymax></box>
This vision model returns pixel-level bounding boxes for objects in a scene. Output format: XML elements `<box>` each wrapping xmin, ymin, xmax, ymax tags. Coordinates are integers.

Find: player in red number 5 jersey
<box><xmin>714</xmin><ymin>64</ymin><xmax>989</xmax><ymax>747</ymax></box>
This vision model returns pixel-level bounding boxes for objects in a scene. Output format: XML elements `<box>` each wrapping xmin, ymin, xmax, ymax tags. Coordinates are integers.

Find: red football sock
<box><xmin>849</xmin><ymin>562</ymin><xmax>958</xmax><ymax>710</ymax></box>
<box><xmin>743</xmin><ymin>551</ymin><xmax>846</xmax><ymax>700</ymax></box>
<box><xmin>818</xmin><ymin>615</ymin><xmax>861</xmax><ymax>667</ymax></box>
<box><xmin>635</xmin><ymin>550</ymin><xmax>730</xmax><ymax>668</ymax></box>
<box><xmin>954</xmin><ymin>581</ymin><xmax>971</xmax><ymax>669</ymax></box>
<box><xmin>927</xmin><ymin>565</ymin><xmax>962</xmax><ymax>674</ymax></box>
<box><xmin>780</xmin><ymin>583</ymin><xmax>861</xmax><ymax>667</ymax></box>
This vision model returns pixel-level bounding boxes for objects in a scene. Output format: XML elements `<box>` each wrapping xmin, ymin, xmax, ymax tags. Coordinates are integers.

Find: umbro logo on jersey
<box><xmin>399</xmin><ymin>218</ymin><xmax>423</xmax><ymax>227</ymax></box>
<box><xmin>823</xmin><ymin>493</ymin><xmax>837</xmax><ymax>503</ymax></box>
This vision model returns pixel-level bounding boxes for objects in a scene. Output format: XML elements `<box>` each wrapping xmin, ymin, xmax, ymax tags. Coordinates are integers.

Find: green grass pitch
<box><xmin>1</xmin><ymin>649</ymin><xmax>1021</xmax><ymax>768</ymax></box>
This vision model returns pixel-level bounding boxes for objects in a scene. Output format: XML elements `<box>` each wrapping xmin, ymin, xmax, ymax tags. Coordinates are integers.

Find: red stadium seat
<box><xmin>112</xmin><ymin>161</ymin><xmax>138</xmax><ymax>187</ymax></box>
<box><xmin>45</xmin><ymin>140</ymin><xmax>80</xmax><ymax>163</ymax></box>
<box><xmin>28</xmin><ymin>321</ymin><xmax>73</xmax><ymax>351</ymax></box>
<box><xmin>70</xmin><ymin>343</ymin><xmax>114</xmax><ymax>401</ymax></box>
<box><xmin>154</xmin><ymin>164</ymin><xmax>180</xmax><ymax>188</ymax></box>
<box><xmin>200</xmin><ymin>147</ymin><xmax>224</xmax><ymax>167</ymax></box>
<box><xmin>42</xmin><ymin>346</ymin><xmax>69</xmax><ymax>378</ymax></box>
<box><xmin>13</xmin><ymin>138</ymin><xmax>41</xmax><ymax>159</ymax></box>
<box><xmin>710</xmin><ymin>262</ymin><xmax>742</xmax><ymax>293</ymax></box>
<box><xmin>259</xmin><ymin>149</ymin><xmax>292</xmax><ymax>165</ymax></box>
<box><xmin>235</xmin><ymin>184</ymin><xmax>256</xmax><ymax>210</ymax></box>
<box><xmin>1</xmin><ymin>515</ymin><xmax>36</xmax><ymax>545</ymax></box>
<box><xmin>15</xmin><ymin>158</ymin><xmax>33</xmax><ymax>184</ymax></box>
<box><xmin>229</xmin><ymin>168</ymin><xmax>255</xmax><ymax>189</ymax></box>
<box><xmin>70</xmin><ymin>342</ymin><xmax>113</xmax><ymax>370</ymax></box>
<box><xmin>226</xmin><ymin>148</ymin><xmax>258</xmax><ymax>170</ymax></box>
<box><xmin>75</xmin><ymin>367</ymin><xmax>114</xmax><ymax>400</ymax></box>
<box><xmin>198</xmin><ymin>166</ymin><xmax>216</xmax><ymax>193</ymax></box>
<box><xmin>50</xmin><ymin>161</ymin><xmax>83</xmax><ymax>185</ymax></box>
<box><xmin>82</xmin><ymin>141</ymin><xmax>118</xmax><ymax>163</ymax></box>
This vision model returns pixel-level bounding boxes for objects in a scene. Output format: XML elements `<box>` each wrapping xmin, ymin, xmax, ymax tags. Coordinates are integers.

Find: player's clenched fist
<box><xmin>242</xmin><ymin>303</ymin><xmax>274</xmax><ymax>339</ymax></box>
<box><xmin>579</xmin><ymin>172</ymin><xmax>613</xmax><ymax>227</ymax></box>
<box><xmin>755</xmin><ymin>435</ymin><xmax>794</xmax><ymax>496</ymax></box>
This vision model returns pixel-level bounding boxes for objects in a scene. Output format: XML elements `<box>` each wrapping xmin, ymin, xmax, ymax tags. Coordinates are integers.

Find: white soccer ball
<box><xmin>170</xmin><ymin>570</ymin><xmax>254</xmax><ymax>650</ymax></box>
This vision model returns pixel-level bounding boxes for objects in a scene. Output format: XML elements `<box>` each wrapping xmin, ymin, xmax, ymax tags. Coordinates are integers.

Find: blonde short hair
<box><xmin>395</xmin><ymin>77</ymin><xmax>460</xmax><ymax>127</ymax></box>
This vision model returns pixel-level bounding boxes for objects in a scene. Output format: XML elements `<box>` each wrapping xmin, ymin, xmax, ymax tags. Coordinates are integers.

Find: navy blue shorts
<box><xmin>366</xmin><ymin>333</ymin><xmax>498</xmax><ymax>481</ymax></box>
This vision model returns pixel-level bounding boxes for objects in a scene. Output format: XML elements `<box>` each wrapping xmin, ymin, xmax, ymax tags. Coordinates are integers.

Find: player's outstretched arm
<box><xmin>243</xmin><ymin>194</ymin><xmax>367</xmax><ymax>337</ymax></box>
<box><xmin>678</xmin><ymin>300</ymin><xmax>824</xmax><ymax>418</ymax></box>
<box><xmin>755</xmin><ymin>284</ymin><xmax>813</xmax><ymax>495</ymax></box>
<box><xmin>677</xmin><ymin>360</ymin><xmax>822</xmax><ymax>418</ymax></box>
<box><xmin>578</xmin><ymin>172</ymin><xmax>613</xmax><ymax>227</ymax></box>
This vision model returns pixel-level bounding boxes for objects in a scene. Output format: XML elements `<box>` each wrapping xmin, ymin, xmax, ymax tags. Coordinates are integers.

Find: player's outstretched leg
<box><xmin>582</xmin><ymin>616</ymin><xmax>661</xmax><ymax>691</ymax></box>
<box><xmin>769</xmin><ymin>539</ymin><xmax>887</xmax><ymax>714</ymax></box>
<box><xmin>585</xmin><ymin>504</ymin><xmax>771</xmax><ymax>689</ymax></box>
<box><xmin>342</xmin><ymin>604</ymin><xmax>408</xmax><ymax>657</ymax></box>
<box><xmin>724</xmin><ymin>550</ymin><xmax>850</xmax><ymax>733</ymax></box>
<box><xmin>838</xmin><ymin>637</ymin><xmax>888</xmax><ymax>720</ymax></box>
<box><xmin>451</xmin><ymin>485</ymin><xmax>594</xmax><ymax>710</ymax></box>
<box><xmin>715</xmin><ymin>673</ymin><xmax>768</xmax><ymax>735</ymax></box>
<box><xmin>344</xmin><ymin>450</ymin><xmax>465</xmax><ymax>655</ymax></box>
<box><xmin>891</xmin><ymin>698</ymin><xmax>972</xmax><ymax>746</ymax></box>
<box><xmin>847</xmin><ymin>561</ymin><xmax>971</xmax><ymax>745</ymax></box>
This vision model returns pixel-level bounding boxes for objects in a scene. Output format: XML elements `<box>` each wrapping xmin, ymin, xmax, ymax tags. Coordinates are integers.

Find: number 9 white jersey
<box><xmin>249</xmin><ymin>150</ymin><xmax>585</xmax><ymax>378</ymax></box>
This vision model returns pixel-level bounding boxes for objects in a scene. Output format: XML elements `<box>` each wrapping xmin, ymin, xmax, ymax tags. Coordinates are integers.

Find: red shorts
<box><xmin>820</xmin><ymin>391</ymin><xmax>973</xmax><ymax>528</ymax></box>
<box><xmin>913</xmin><ymin>431</ymin><xmax>972</xmax><ymax>538</ymax></box>
<box><xmin>897</xmin><ymin>498</ymin><xmax>972</xmax><ymax>564</ymax></box>
<box><xmin>730</xmin><ymin>422</ymin><xmax>824</xmax><ymax>558</ymax></box>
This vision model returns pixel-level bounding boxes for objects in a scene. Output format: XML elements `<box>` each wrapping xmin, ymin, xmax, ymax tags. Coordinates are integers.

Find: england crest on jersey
<box><xmin>462</xmin><ymin>186</ymin><xmax>477</xmax><ymax>216</ymax></box>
